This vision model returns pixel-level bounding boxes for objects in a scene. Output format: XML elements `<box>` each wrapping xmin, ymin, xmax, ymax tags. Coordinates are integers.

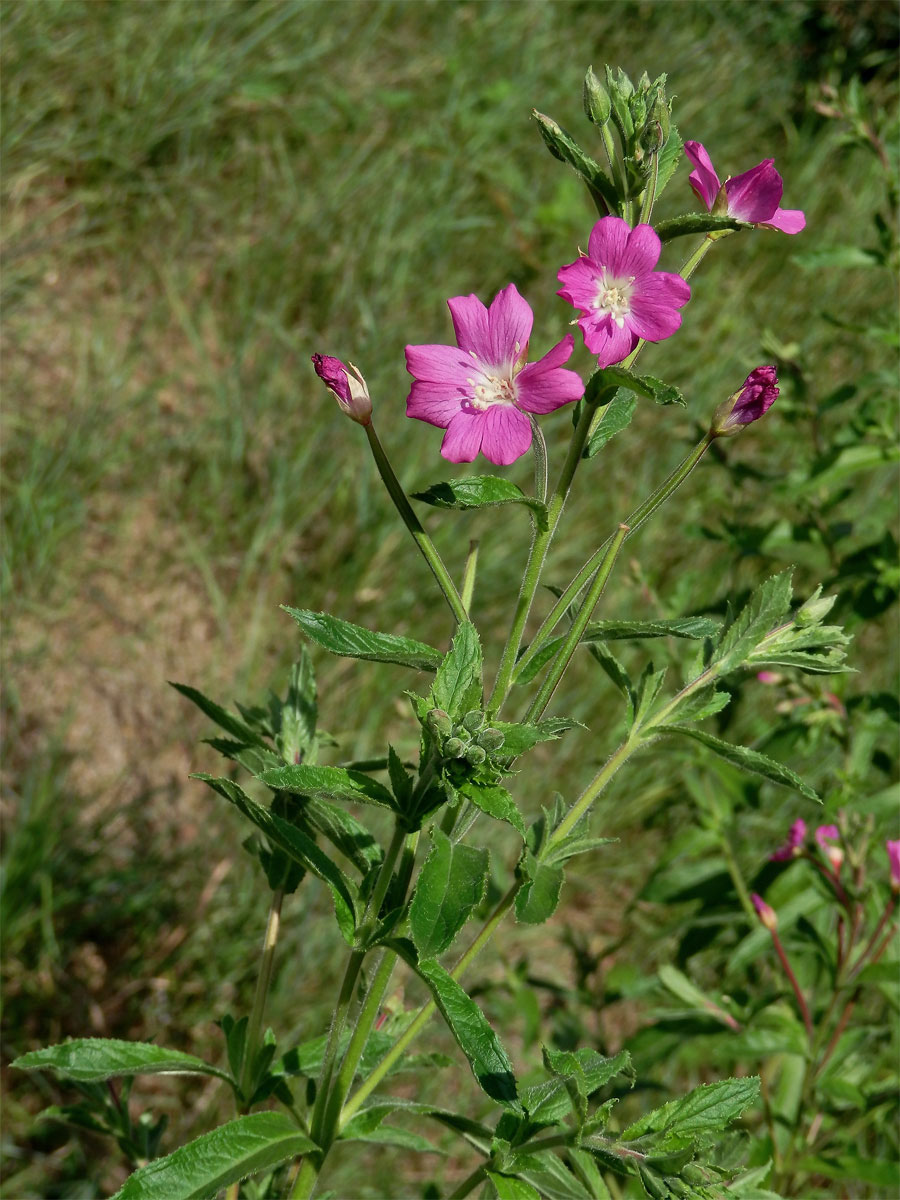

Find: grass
<box><xmin>2</xmin><ymin>1</ymin><xmax>898</xmax><ymax>1196</ymax></box>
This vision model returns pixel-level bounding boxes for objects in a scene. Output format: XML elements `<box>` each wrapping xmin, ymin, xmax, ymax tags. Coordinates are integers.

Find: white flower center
<box><xmin>461</xmin><ymin>351</ymin><xmax>521</xmax><ymax>413</ymax></box>
<box><xmin>593</xmin><ymin>273</ymin><xmax>634</xmax><ymax>328</ymax></box>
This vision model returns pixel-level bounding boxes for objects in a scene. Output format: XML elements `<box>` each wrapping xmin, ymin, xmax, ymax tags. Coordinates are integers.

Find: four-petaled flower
<box><xmin>557</xmin><ymin>217</ymin><xmax>691</xmax><ymax>368</ymax></box>
<box><xmin>405</xmin><ymin>283</ymin><xmax>584</xmax><ymax>465</ymax></box>
<box><xmin>886</xmin><ymin>840</ymin><xmax>900</xmax><ymax>893</ymax></box>
<box><xmin>771</xmin><ymin>818</ymin><xmax>807</xmax><ymax>862</ymax></box>
<box><xmin>685</xmin><ymin>141</ymin><xmax>806</xmax><ymax>235</ymax></box>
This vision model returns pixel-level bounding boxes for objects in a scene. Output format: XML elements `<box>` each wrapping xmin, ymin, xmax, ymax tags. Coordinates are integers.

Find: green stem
<box><xmin>718</xmin><ymin>833</ymin><xmax>757</xmax><ymax>924</ymax></box>
<box><xmin>290</xmin><ymin>1156</ymin><xmax>319</xmax><ymax>1200</ymax></box>
<box><xmin>461</xmin><ymin>540</ymin><xmax>479</xmax><ymax>615</ymax></box>
<box><xmin>239</xmin><ymin>889</ymin><xmax>284</xmax><ymax>1105</ymax></box>
<box><xmin>365</xmin><ymin>422</ymin><xmax>467</xmax><ymax>625</ymax></box>
<box><xmin>679</xmin><ymin>232</ymin><xmax>718</xmax><ymax>281</ymax></box>
<box><xmin>545</xmin><ymin>734</ymin><xmax>641</xmax><ymax>854</ymax></box>
<box><xmin>447</xmin><ymin>1164</ymin><xmax>487</xmax><ymax>1200</ymax></box>
<box><xmin>530</xmin><ymin>416</ymin><xmax>549</xmax><ymax>504</ymax></box>
<box><xmin>487</xmin><ymin>400</ymin><xmax>596</xmax><ymax>713</ymax></box>
<box><xmin>525</xmin><ymin>523</ymin><xmax>629</xmax><ymax>721</ymax></box>
<box><xmin>514</xmin><ymin>433</ymin><xmax>714</xmax><ymax>686</ymax></box>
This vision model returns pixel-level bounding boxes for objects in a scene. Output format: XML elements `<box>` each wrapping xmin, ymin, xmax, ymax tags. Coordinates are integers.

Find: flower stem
<box><xmin>530</xmin><ymin>415</ymin><xmax>549</xmax><ymax>504</ymax></box>
<box><xmin>718</xmin><ymin>834</ymin><xmax>757</xmax><ymax>925</ymax></box>
<box><xmin>447</xmin><ymin>1164</ymin><xmax>488</xmax><ymax>1200</ymax></box>
<box><xmin>525</xmin><ymin>523</ymin><xmax>629</xmax><ymax>721</ymax></box>
<box><xmin>365</xmin><ymin>422</ymin><xmax>467</xmax><ymax>625</ymax></box>
<box><xmin>239</xmin><ymin>889</ymin><xmax>284</xmax><ymax>1105</ymax></box>
<box><xmin>771</xmin><ymin>929</ymin><xmax>814</xmax><ymax>1043</ymax></box>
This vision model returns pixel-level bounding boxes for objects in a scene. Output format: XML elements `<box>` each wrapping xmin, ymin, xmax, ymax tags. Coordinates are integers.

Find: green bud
<box><xmin>796</xmin><ymin>586</ymin><xmax>837</xmax><ymax>626</ymax></box>
<box><xmin>582</xmin><ymin>66</ymin><xmax>611</xmax><ymax>126</ymax></box>
<box><xmin>477</xmin><ymin>728</ymin><xmax>505</xmax><ymax>752</ymax></box>
<box><xmin>443</xmin><ymin>738</ymin><xmax>465</xmax><ymax>759</ymax></box>
<box><xmin>464</xmin><ymin>744</ymin><xmax>486</xmax><ymax>766</ymax></box>
<box><xmin>461</xmin><ymin>709</ymin><xmax>485</xmax><ymax>734</ymax></box>
<box><xmin>426</xmin><ymin>708</ymin><xmax>453</xmax><ymax>737</ymax></box>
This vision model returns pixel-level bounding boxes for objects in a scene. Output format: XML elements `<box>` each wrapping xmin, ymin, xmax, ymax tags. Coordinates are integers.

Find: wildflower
<box><xmin>405</xmin><ymin>284</ymin><xmax>584</xmax><ymax>465</ymax></box>
<box><xmin>311</xmin><ymin>354</ymin><xmax>372</xmax><ymax>425</ymax></box>
<box><xmin>815</xmin><ymin>824</ymin><xmax>844</xmax><ymax>873</ymax></box>
<box><xmin>711</xmin><ymin>365</ymin><xmax>779</xmax><ymax>437</ymax></box>
<box><xmin>684</xmin><ymin>141</ymin><xmax>806</xmax><ymax>234</ymax></box>
<box><xmin>887</xmin><ymin>840</ymin><xmax>900</xmax><ymax>893</ymax></box>
<box><xmin>771</xmin><ymin>818</ymin><xmax>807</xmax><ymax>862</ymax></box>
<box><xmin>556</xmin><ymin>216</ymin><xmax>690</xmax><ymax>367</ymax></box>
<box><xmin>752</xmin><ymin>892</ymin><xmax>778</xmax><ymax>931</ymax></box>
<box><xmin>756</xmin><ymin>670</ymin><xmax>782</xmax><ymax>685</ymax></box>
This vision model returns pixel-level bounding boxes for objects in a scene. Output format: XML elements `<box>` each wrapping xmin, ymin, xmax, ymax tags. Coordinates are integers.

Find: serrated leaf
<box><xmin>415</xmin><ymin>958</ymin><xmax>521</xmax><ymax>1111</ymax></box>
<box><xmin>713</xmin><ymin>572</ymin><xmax>794</xmax><ymax>675</ymax></box>
<box><xmin>515</xmin><ymin>850</ymin><xmax>564</xmax><ymax>925</ymax></box>
<box><xmin>494</xmin><ymin>717</ymin><xmax>579</xmax><ymax>755</ymax></box>
<box><xmin>662</xmin><ymin>685</ymin><xmax>731</xmax><ymax>724</ymax></box>
<box><xmin>632</xmin><ymin>662</ymin><xmax>667</xmax><ymax>729</ymax></box>
<box><xmin>459</xmin><ymin>781</ymin><xmax>526</xmax><ymax>837</ymax></box>
<box><xmin>196</xmin><ymin>775</ymin><xmax>358</xmax><ymax>943</ymax></box>
<box><xmin>486</xmin><ymin>1172</ymin><xmax>542</xmax><ymax>1200</ymax></box>
<box><xmin>654</xmin><ymin>726</ymin><xmax>819</xmax><ymax>800</ymax></box>
<box><xmin>170</xmin><ymin>682</ymin><xmax>265</xmax><ymax>745</ymax></box>
<box><xmin>592</xmin><ymin>365</ymin><xmax>685</xmax><ymax>407</ymax></box>
<box><xmin>655</xmin><ymin>212</ymin><xmax>745</xmax><ymax>240</ymax></box>
<box><xmin>111</xmin><ymin>1112</ymin><xmax>315</xmax><ymax>1200</ymax></box>
<box><xmin>622</xmin><ymin>1076</ymin><xmax>760</xmax><ymax>1140</ymax></box>
<box><xmin>584</xmin><ymin>391</ymin><xmax>637</xmax><ymax>457</ymax></box>
<box><xmin>257</xmin><ymin>763</ymin><xmax>397</xmax><ymax>810</ymax></box>
<box><xmin>282</xmin><ymin>608</ymin><xmax>443</xmax><ymax>671</ymax></box>
<box><xmin>411</xmin><ymin>476</ymin><xmax>548</xmax><ymax>531</ymax></box>
<box><xmin>522</xmin><ymin>1049</ymin><xmax>632</xmax><ymax>1126</ymax></box>
<box><xmin>12</xmin><ymin>1040</ymin><xmax>230</xmax><ymax>1084</ymax></box>
<box><xmin>303</xmin><ymin>797</ymin><xmax>383</xmax><ymax>873</ymax></box>
<box><xmin>653</xmin><ymin>123</ymin><xmax>683</xmax><ymax>203</ymax></box>
<box><xmin>431</xmin><ymin>621</ymin><xmax>483</xmax><ymax>718</ymax></box>
<box><xmin>409</xmin><ymin>827</ymin><xmax>489</xmax><ymax>959</ymax></box>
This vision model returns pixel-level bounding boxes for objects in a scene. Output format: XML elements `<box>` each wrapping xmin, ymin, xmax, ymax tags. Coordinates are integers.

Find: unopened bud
<box><xmin>583</xmin><ymin>66</ymin><xmax>611</xmax><ymax>126</ymax></box>
<box><xmin>887</xmin><ymin>839</ymin><xmax>900</xmax><ymax>893</ymax></box>
<box><xmin>795</xmin><ymin>586</ymin><xmax>837</xmax><ymax>627</ymax></box>
<box><xmin>711</xmin><ymin>365</ymin><xmax>779</xmax><ymax>437</ymax></box>
<box><xmin>461</xmin><ymin>710</ymin><xmax>485</xmax><ymax>734</ymax></box>
<box><xmin>752</xmin><ymin>892</ymin><xmax>778</xmax><ymax>931</ymax></box>
<box><xmin>477</xmin><ymin>728</ymin><xmax>505</xmax><ymax>752</ymax></box>
<box><xmin>443</xmin><ymin>738</ymin><xmax>465</xmax><ymax>759</ymax></box>
<box><xmin>425</xmin><ymin>708</ymin><xmax>453</xmax><ymax>737</ymax></box>
<box><xmin>311</xmin><ymin>354</ymin><xmax>372</xmax><ymax>425</ymax></box>
<box><xmin>464</xmin><ymin>744</ymin><xmax>486</xmax><ymax>766</ymax></box>
<box><xmin>815</xmin><ymin>824</ymin><xmax>844</xmax><ymax>874</ymax></box>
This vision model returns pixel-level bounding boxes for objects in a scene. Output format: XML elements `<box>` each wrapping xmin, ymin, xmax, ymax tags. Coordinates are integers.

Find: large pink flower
<box><xmin>405</xmin><ymin>284</ymin><xmax>584</xmax><ymax>465</ymax></box>
<box><xmin>556</xmin><ymin>217</ymin><xmax>690</xmax><ymax>368</ymax></box>
<box><xmin>684</xmin><ymin>141</ymin><xmax>806</xmax><ymax>235</ymax></box>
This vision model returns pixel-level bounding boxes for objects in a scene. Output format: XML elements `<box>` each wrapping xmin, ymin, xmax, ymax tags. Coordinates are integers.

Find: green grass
<box><xmin>2</xmin><ymin>1</ymin><xmax>898</xmax><ymax>1195</ymax></box>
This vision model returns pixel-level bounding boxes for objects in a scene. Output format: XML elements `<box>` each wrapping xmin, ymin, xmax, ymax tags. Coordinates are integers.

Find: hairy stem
<box><xmin>239</xmin><ymin>889</ymin><xmax>284</xmax><ymax>1105</ymax></box>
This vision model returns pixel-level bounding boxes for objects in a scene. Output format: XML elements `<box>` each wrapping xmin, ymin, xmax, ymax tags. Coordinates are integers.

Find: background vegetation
<box><xmin>2</xmin><ymin>1</ymin><xmax>897</xmax><ymax>1196</ymax></box>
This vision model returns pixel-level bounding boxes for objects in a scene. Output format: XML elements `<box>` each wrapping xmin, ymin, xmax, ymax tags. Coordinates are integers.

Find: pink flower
<box><xmin>684</xmin><ymin>141</ymin><xmax>806</xmax><ymax>235</ymax></box>
<box><xmin>815</xmin><ymin>824</ymin><xmax>844</xmax><ymax>873</ymax></box>
<box><xmin>886</xmin><ymin>840</ymin><xmax>900</xmax><ymax>892</ymax></box>
<box><xmin>556</xmin><ymin>217</ymin><xmax>690</xmax><ymax>368</ymax></box>
<box><xmin>771</xmin><ymin>818</ymin><xmax>807</xmax><ymax>862</ymax></box>
<box><xmin>311</xmin><ymin>354</ymin><xmax>372</xmax><ymax>425</ymax></box>
<box><xmin>752</xmin><ymin>893</ymin><xmax>778</xmax><ymax>931</ymax></box>
<box><xmin>711</xmin><ymin>366</ymin><xmax>779</xmax><ymax>437</ymax></box>
<box><xmin>405</xmin><ymin>284</ymin><xmax>584</xmax><ymax>465</ymax></box>
<box><xmin>756</xmin><ymin>671</ymin><xmax>782</xmax><ymax>685</ymax></box>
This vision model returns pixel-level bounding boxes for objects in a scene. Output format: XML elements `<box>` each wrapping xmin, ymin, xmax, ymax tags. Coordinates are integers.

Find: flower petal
<box><xmin>587</xmin><ymin>216</ymin><xmax>630</xmax><ymax>270</ymax></box>
<box><xmin>684</xmin><ymin>140</ymin><xmax>721</xmax><ymax>210</ymax></box>
<box><xmin>516</xmin><ymin>336</ymin><xmax>584</xmax><ymax>414</ymax></box>
<box><xmin>619</xmin><ymin>223</ymin><xmax>663</xmax><ymax>276</ymax></box>
<box><xmin>480</xmin><ymin>405</ymin><xmax>533</xmax><ymax>465</ymax></box>
<box><xmin>627</xmin><ymin>272</ymin><xmax>691</xmax><ymax>340</ymax></box>
<box><xmin>440</xmin><ymin>411</ymin><xmax>485</xmax><ymax>462</ymax></box>
<box><xmin>406</xmin><ymin>379</ymin><xmax>467</xmax><ymax>427</ymax></box>
<box><xmin>557</xmin><ymin>257</ymin><xmax>601</xmax><ymax>312</ymax></box>
<box><xmin>405</xmin><ymin>342</ymin><xmax>474</xmax><ymax>383</ymax></box>
<box><xmin>486</xmin><ymin>283</ymin><xmax>533</xmax><ymax>368</ymax></box>
<box><xmin>725</xmin><ymin>160</ymin><xmax>782</xmax><ymax>224</ymax></box>
<box><xmin>763</xmin><ymin>207</ymin><xmax>806</xmax><ymax>234</ymax></box>
<box><xmin>580</xmin><ymin>313</ymin><xmax>638</xmax><ymax>367</ymax></box>
<box><xmin>447</xmin><ymin>294</ymin><xmax>491</xmax><ymax>359</ymax></box>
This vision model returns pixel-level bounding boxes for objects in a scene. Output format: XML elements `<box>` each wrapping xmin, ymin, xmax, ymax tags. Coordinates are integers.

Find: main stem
<box><xmin>239</xmin><ymin>889</ymin><xmax>284</xmax><ymax>1104</ymax></box>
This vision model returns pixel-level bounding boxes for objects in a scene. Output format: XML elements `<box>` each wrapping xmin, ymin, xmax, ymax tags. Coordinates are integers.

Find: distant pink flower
<box><xmin>711</xmin><ymin>366</ymin><xmax>779</xmax><ymax>437</ymax></box>
<box><xmin>816</xmin><ymin>824</ymin><xmax>844</xmax><ymax>873</ymax></box>
<box><xmin>886</xmin><ymin>840</ymin><xmax>900</xmax><ymax>892</ymax></box>
<box><xmin>757</xmin><ymin>671</ymin><xmax>781</xmax><ymax>685</ymax></box>
<box><xmin>752</xmin><ymin>892</ymin><xmax>778</xmax><ymax>931</ymax></box>
<box><xmin>556</xmin><ymin>217</ymin><xmax>690</xmax><ymax>367</ymax></box>
<box><xmin>684</xmin><ymin>141</ymin><xmax>806</xmax><ymax>235</ymax></box>
<box><xmin>772</xmin><ymin>818</ymin><xmax>807</xmax><ymax>862</ymax></box>
<box><xmin>405</xmin><ymin>284</ymin><xmax>584</xmax><ymax>465</ymax></box>
<box><xmin>311</xmin><ymin>354</ymin><xmax>372</xmax><ymax>425</ymax></box>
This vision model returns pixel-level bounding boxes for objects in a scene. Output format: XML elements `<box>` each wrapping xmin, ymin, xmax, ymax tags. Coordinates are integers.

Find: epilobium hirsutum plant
<box><xmin>15</xmin><ymin>66</ymin><xmax>858</xmax><ymax>1200</ymax></box>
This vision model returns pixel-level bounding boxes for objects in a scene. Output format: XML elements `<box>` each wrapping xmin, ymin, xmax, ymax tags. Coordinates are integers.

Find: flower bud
<box><xmin>887</xmin><ymin>839</ymin><xmax>900</xmax><ymax>893</ymax></box>
<box><xmin>425</xmin><ymin>708</ymin><xmax>453</xmax><ymax>738</ymax></box>
<box><xmin>583</xmin><ymin>66</ymin><xmax>611</xmax><ymax>126</ymax></box>
<box><xmin>477</xmin><ymin>727</ymin><xmax>505</xmax><ymax>752</ymax></box>
<box><xmin>815</xmin><ymin>824</ymin><xmax>844</xmax><ymax>874</ymax></box>
<box><xmin>795</xmin><ymin>586</ymin><xmax>837</xmax><ymax>627</ymax></box>
<box><xmin>443</xmin><ymin>738</ymin><xmax>465</xmax><ymax>759</ymax></box>
<box><xmin>771</xmin><ymin>818</ymin><xmax>806</xmax><ymax>861</ymax></box>
<box><xmin>711</xmin><ymin>365</ymin><xmax>779</xmax><ymax>437</ymax></box>
<box><xmin>751</xmin><ymin>892</ymin><xmax>778</xmax><ymax>931</ymax></box>
<box><xmin>461</xmin><ymin>710</ymin><xmax>485</xmax><ymax>734</ymax></box>
<box><xmin>464</xmin><ymin>744</ymin><xmax>486</xmax><ymax>766</ymax></box>
<box><xmin>311</xmin><ymin>354</ymin><xmax>372</xmax><ymax>425</ymax></box>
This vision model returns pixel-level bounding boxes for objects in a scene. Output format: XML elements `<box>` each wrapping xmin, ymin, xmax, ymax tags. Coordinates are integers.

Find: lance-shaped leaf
<box><xmin>430</xmin><ymin>621</ymin><xmax>483</xmax><ymax>718</ymax></box>
<box><xmin>515</xmin><ymin>850</ymin><xmax>564</xmax><ymax>926</ymax></box>
<box><xmin>409</xmin><ymin>828</ymin><xmax>489</xmax><ymax>959</ymax></box>
<box><xmin>494</xmin><ymin>717</ymin><xmax>580</xmax><ymax>756</ymax></box>
<box><xmin>12</xmin><ymin>1040</ymin><xmax>230</xmax><ymax>1085</ymax></box>
<box><xmin>622</xmin><ymin>1076</ymin><xmax>760</xmax><ymax>1141</ymax></box>
<box><xmin>257</xmin><ymin>763</ymin><xmax>396</xmax><ymax>810</ymax></box>
<box><xmin>583</xmin><ymin>391</ymin><xmax>637</xmax><ymax>458</ymax></box>
<box><xmin>414</xmin><ymin>958</ymin><xmax>522</xmax><ymax>1112</ymax></box>
<box><xmin>302</xmin><ymin>796</ymin><xmax>383</xmax><ymax>873</ymax></box>
<box><xmin>282</xmin><ymin>608</ymin><xmax>443</xmax><ymax>671</ymax></box>
<box><xmin>522</xmin><ymin>1049</ymin><xmax>633</xmax><ymax>1127</ymax></box>
<box><xmin>412</xmin><ymin>476</ymin><xmax>549</xmax><ymax>532</ymax></box>
<box><xmin>712</xmin><ymin>571</ymin><xmax>794</xmax><ymax>675</ymax></box>
<box><xmin>532</xmin><ymin>110</ymin><xmax>619</xmax><ymax>213</ymax></box>
<box><xmin>592</xmin><ymin>365</ymin><xmax>684</xmax><ymax>407</ymax></box>
<box><xmin>196</xmin><ymin>775</ymin><xmax>358</xmax><ymax>943</ymax></box>
<box><xmin>486</xmin><ymin>1172</ymin><xmax>542</xmax><ymax>1200</ymax></box>
<box><xmin>170</xmin><ymin>682</ymin><xmax>266</xmax><ymax>746</ymax></box>
<box><xmin>459</xmin><ymin>781</ymin><xmax>526</xmax><ymax>838</ymax></box>
<box><xmin>111</xmin><ymin>1112</ymin><xmax>315</xmax><ymax>1200</ymax></box>
<box><xmin>655</xmin><ymin>726</ymin><xmax>819</xmax><ymax>801</ymax></box>
<box><xmin>654</xmin><ymin>212</ymin><xmax>745</xmax><ymax>241</ymax></box>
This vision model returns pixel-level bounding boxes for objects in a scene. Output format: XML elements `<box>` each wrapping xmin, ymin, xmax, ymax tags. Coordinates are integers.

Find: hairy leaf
<box><xmin>12</xmin><ymin>1039</ymin><xmax>229</xmax><ymax>1084</ymax></box>
<box><xmin>282</xmin><ymin>608</ymin><xmax>442</xmax><ymax>671</ymax></box>
<box><xmin>410</xmin><ymin>828</ymin><xmax>489</xmax><ymax>959</ymax></box>
<box><xmin>412</xmin><ymin>476</ymin><xmax>548</xmax><ymax>531</ymax></box>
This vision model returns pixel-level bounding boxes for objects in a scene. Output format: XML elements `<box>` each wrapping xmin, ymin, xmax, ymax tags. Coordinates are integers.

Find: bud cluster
<box><xmin>425</xmin><ymin>707</ymin><xmax>505</xmax><ymax>770</ymax></box>
<box><xmin>585</xmin><ymin>66</ymin><xmax>673</xmax><ymax>189</ymax></box>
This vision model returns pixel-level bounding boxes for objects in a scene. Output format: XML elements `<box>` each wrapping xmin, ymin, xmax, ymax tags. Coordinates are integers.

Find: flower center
<box><xmin>462</xmin><ymin>370</ymin><xmax>517</xmax><ymax>413</ymax></box>
<box><xmin>593</xmin><ymin>274</ymin><xmax>633</xmax><ymax>328</ymax></box>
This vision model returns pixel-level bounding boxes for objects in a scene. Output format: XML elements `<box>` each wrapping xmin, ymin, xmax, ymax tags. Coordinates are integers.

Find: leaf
<box><xmin>793</xmin><ymin>246</ymin><xmax>883</xmax><ymax>270</ymax></box>
<box><xmin>414</xmin><ymin>959</ymin><xmax>521</xmax><ymax>1111</ymax></box>
<box><xmin>412</xmin><ymin>476</ymin><xmax>549</xmax><ymax>531</ymax></box>
<box><xmin>584</xmin><ymin>391</ymin><xmax>637</xmax><ymax>458</ymax></box>
<box><xmin>713</xmin><ymin>572</ymin><xmax>794</xmax><ymax>675</ymax></box>
<box><xmin>257</xmin><ymin>763</ymin><xmax>396</xmax><ymax>810</ymax></box>
<box><xmin>431</xmin><ymin>621</ymin><xmax>483</xmax><ymax>717</ymax></box>
<box><xmin>632</xmin><ymin>662</ymin><xmax>667</xmax><ymax>730</ymax></box>
<box><xmin>486</xmin><ymin>1172</ymin><xmax>542</xmax><ymax>1200</ymax></box>
<box><xmin>522</xmin><ymin>1049</ymin><xmax>632</xmax><ymax>1126</ymax></box>
<box><xmin>515</xmin><ymin>850</ymin><xmax>564</xmax><ymax>925</ymax></box>
<box><xmin>459</xmin><ymin>781</ymin><xmax>526</xmax><ymax>837</ymax></box>
<box><xmin>12</xmin><ymin>1039</ymin><xmax>229</xmax><ymax>1084</ymax></box>
<box><xmin>302</xmin><ymin>797</ymin><xmax>383</xmax><ymax>873</ymax></box>
<box><xmin>662</xmin><ymin>685</ymin><xmax>731</xmax><ymax>724</ymax></box>
<box><xmin>655</xmin><ymin>212</ymin><xmax>745</xmax><ymax>240</ymax></box>
<box><xmin>170</xmin><ymin>682</ymin><xmax>265</xmax><ymax>745</ymax></box>
<box><xmin>655</xmin><ymin>726</ymin><xmax>819</xmax><ymax>800</ymax></box>
<box><xmin>196</xmin><ymin>775</ymin><xmax>358</xmax><ymax>943</ymax></box>
<box><xmin>281</xmin><ymin>608</ymin><xmax>443</xmax><ymax>671</ymax></box>
<box><xmin>409</xmin><ymin>828</ymin><xmax>489</xmax><ymax>959</ymax></box>
<box><xmin>111</xmin><ymin>1112</ymin><xmax>315</xmax><ymax>1200</ymax></box>
<box><xmin>494</xmin><ymin>717</ymin><xmax>580</xmax><ymax>756</ymax></box>
<box><xmin>622</xmin><ymin>1076</ymin><xmax>760</xmax><ymax>1140</ymax></box>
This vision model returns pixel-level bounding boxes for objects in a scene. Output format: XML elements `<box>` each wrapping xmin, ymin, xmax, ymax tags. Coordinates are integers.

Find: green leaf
<box><xmin>409</xmin><ymin>827</ymin><xmax>489</xmax><ymax>959</ymax></box>
<box><xmin>654</xmin><ymin>726</ymin><xmax>819</xmax><ymax>800</ymax></box>
<box><xmin>257</xmin><ymin>763</ymin><xmax>397</xmax><ymax>810</ymax></box>
<box><xmin>661</xmin><ymin>685</ymin><xmax>731</xmax><ymax>724</ymax></box>
<box><xmin>584</xmin><ymin>391</ymin><xmax>637</xmax><ymax>457</ymax></box>
<box><xmin>653</xmin><ymin>122</ymin><xmax>683</xmax><ymax>203</ymax></box>
<box><xmin>459</xmin><ymin>781</ymin><xmax>526</xmax><ymax>838</ymax></box>
<box><xmin>794</xmin><ymin>1154</ymin><xmax>900</xmax><ymax>1188</ymax></box>
<box><xmin>196</xmin><ymin>775</ymin><xmax>358</xmax><ymax>943</ymax></box>
<box><xmin>522</xmin><ymin>1049</ymin><xmax>632</xmax><ymax>1126</ymax></box>
<box><xmin>713</xmin><ymin>571</ymin><xmax>794</xmax><ymax>675</ymax></box>
<box><xmin>414</xmin><ymin>958</ymin><xmax>521</xmax><ymax>1111</ymax></box>
<box><xmin>431</xmin><ymin>621</ymin><xmax>483</xmax><ymax>717</ymax></box>
<box><xmin>170</xmin><ymin>682</ymin><xmax>265</xmax><ymax>745</ymax></box>
<box><xmin>111</xmin><ymin>1112</ymin><xmax>315</xmax><ymax>1200</ymax></box>
<box><xmin>515</xmin><ymin>850</ymin><xmax>564</xmax><ymax>925</ymax></box>
<box><xmin>494</xmin><ymin>717</ymin><xmax>579</xmax><ymax>755</ymax></box>
<box><xmin>532</xmin><ymin>111</ymin><xmax>619</xmax><ymax>212</ymax></box>
<box><xmin>282</xmin><ymin>608</ymin><xmax>443</xmax><ymax>671</ymax></box>
<box><xmin>302</xmin><ymin>797</ymin><xmax>383</xmax><ymax>873</ymax></box>
<box><xmin>12</xmin><ymin>1039</ymin><xmax>229</xmax><ymax>1084</ymax></box>
<box><xmin>412</xmin><ymin>476</ymin><xmax>549</xmax><ymax>531</ymax></box>
<box><xmin>793</xmin><ymin>245</ymin><xmax>883</xmax><ymax>270</ymax></box>
<box><xmin>654</xmin><ymin>212</ymin><xmax>745</xmax><ymax>240</ymax></box>
<box><xmin>622</xmin><ymin>1076</ymin><xmax>760</xmax><ymax>1140</ymax></box>
<box><xmin>632</xmin><ymin>662</ymin><xmax>667</xmax><ymax>730</ymax></box>
<box><xmin>486</xmin><ymin>1172</ymin><xmax>542</xmax><ymax>1200</ymax></box>
<box><xmin>592</xmin><ymin>365</ymin><xmax>684</xmax><ymax>407</ymax></box>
